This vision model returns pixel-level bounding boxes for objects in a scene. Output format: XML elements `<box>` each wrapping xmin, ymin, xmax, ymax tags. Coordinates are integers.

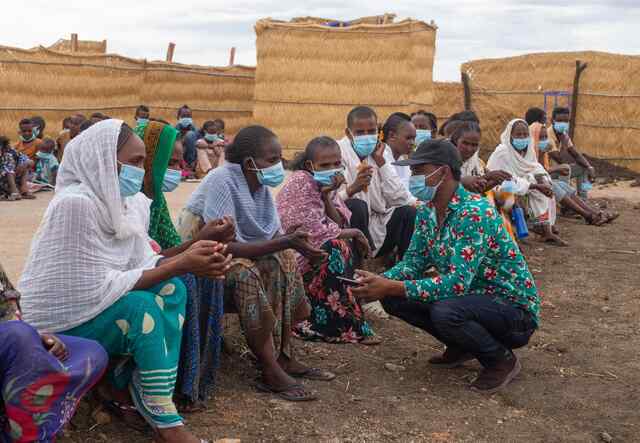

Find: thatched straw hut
<box><xmin>253</xmin><ymin>15</ymin><xmax>437</xmax><ymax>158</ymax></box>
<box><xmin>0</xmin><ymin>44</ymin><xmax>255</xmax><ymax>142</ymax></box>
<box><xmin>463</xmin><ymin>51</ymin><xmax>640</xmax><ymax>172</ymax></box>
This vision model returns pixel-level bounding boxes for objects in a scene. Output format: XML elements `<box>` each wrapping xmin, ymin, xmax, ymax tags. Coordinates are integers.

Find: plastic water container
<box><xmin>500</xmin><ymin>180</ymin><xmax>517</xmax><ymax>194</ymax></box>
<box><xmin>511</xmin><ymin>205</ymin><xmax>529</xmax><ymax>239</ymax></box>
<box><xmin>581</xmin><ymin>180</ymin><xmax>593</xmax><ymax>192</ymax></box>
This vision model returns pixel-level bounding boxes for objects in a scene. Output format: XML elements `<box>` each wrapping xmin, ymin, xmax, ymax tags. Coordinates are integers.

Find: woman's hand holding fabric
<box><xmin>41</xmin><ymin>333</ymin><xmax>68</xmax><ymax>361</ymax></box>
<box><xmin>178</xmin><ymin>241</ymin><xmax>232</xmax><ymax>279</ymax></box>
<box><xmin>340</xmin><ymin>228</ymin><xmax>371</xmax><ymax>258</ymax></box>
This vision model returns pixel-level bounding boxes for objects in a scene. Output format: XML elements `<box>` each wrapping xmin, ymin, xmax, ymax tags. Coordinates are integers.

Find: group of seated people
<box><xmin>0</xmin><ymin>105</ymin><xmax>228</xmax><ymax>202</ymax></box>
<box><xmin>0</xmin><ymin>103</ymin><xmax>616</xmax><ymax>442</ymax></box>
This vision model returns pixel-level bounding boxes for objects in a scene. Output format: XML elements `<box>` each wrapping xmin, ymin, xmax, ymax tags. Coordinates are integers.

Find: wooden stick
<box><xmin>71</xmin><ymin>33</ymin><xmax>78</xmax><ymax>53</ymax></box>
<box><xmin>166</xmin><ymin>42</ymin><xmax>175</xmax><ymax>63</ymax></box>
<box><xmin>570</xmin><ymin>60</ymin><xmax>588</xmax><ymax>140</ymax></box>
<box><xmin>462</xmin><ymin>72</ymin><xmax>472</xmax><ymax>111</ymax></box>
<box><xmin>101</xmin><ymin>39</ymin><xmax>107</xmax><ymax>53</ymax></box>
<box><xmin>228</xmin><ymin>47</ymin><xmax>236</xmax><ymax>66</ymax></box>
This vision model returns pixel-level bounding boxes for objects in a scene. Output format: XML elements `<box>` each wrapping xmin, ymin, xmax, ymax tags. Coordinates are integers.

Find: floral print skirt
<box><xmin>294</xmin><ymin>239</ymin><xmax>374</xmax><ymax>344</ymax></box>
<box><xmin>0</xmin><ymin>321</ymin><xmax>107</xmax><ymax>442</ymax></box>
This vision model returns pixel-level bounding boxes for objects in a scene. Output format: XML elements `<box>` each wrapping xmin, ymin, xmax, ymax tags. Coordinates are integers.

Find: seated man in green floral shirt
<box><xmin>352</xmin><ymin>139</ymin><xmax>540</xmax><ymax>393</ymax></box>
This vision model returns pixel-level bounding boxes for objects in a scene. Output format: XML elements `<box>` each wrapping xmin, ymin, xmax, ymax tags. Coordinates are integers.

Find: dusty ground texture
<box><xmin>1</xmin><ymin>180</ymin><xmax>639</xmax><ymax>442</ymax></box>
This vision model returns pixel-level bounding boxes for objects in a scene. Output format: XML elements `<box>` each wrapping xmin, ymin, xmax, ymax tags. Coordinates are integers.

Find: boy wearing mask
<box><xmin>34</xmin><ymin>138</ymin><xmax>59</xmax><ymax>187</ymax></box>
<box><xmin>14</xmin><ymin>118</ymin><xmax>41</xmax><ymax>162</ymax></box>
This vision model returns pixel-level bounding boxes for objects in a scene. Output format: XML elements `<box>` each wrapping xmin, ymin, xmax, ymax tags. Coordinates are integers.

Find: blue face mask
<box><xmin>251</xmin><ymin>159</ymin><xmax>285</xmax><ymax>188</ymax></box>
<box><xmin>350</xmin><ymin>131</ymin><xmax>378</xmax><ymax>158</ymax></box>
<box><xmin>409</xmin><ymin>167</ymin><xmax>443</xmax><ymax>202</ymax></box>
<box><xmin>204</xmin><ymin>133</ymin><xmax>222</xmax><ymax>143</ymax></box>
<box><xmin>136</xmin><ymin>118</ymin><xmax>149</xmax><ymax>126</ymax></box>
<box><xmin>162</xmin><ymin>168</ymin><xmax>182</xmax><ymax>193</ymax></box>
<box><xmin>511</xmin><ymin>137</ymin><xmax>530</xmax><ymax>151</ymax></box>
<box><xmin>33</xmin><ymin>128</ymin><xmax>40</xmax><ymax>138</ymax></box>
<box><xmin>118</xmin><ymin>163</ymin><xmax>145</xmax><ymax>197</ymax></box>
<box><xmin>538</xmin><ymin>139</ymin><xmax>550</xmax><ymax>152</ymax></box>
<box><xmin>415</xmin><ymin>129</ymin><xmax>432</xmax><ymax>146</ymax></box>
<box><xmin>500</xmin><ymin>180</ymin><xmax>517</xmax><ymax>193</ymax></box>
<box><xmin>313</xmin><ymin>167</ymin><xmax>343</xmax><ymax>187</ymax></box>
<box><xmin>19</xmin><ymin>133</ymin><xmax>36</xmax><ymax>143</ymax></box>
<box><xmin>553</xmin><ymin>122</ymin><xmax>569</xmax><ymax>134</ymax></box>
<box><xmin>178</xmin><ymin>117</ymin><xmax>193</xmax><ymax>128</ymax></box>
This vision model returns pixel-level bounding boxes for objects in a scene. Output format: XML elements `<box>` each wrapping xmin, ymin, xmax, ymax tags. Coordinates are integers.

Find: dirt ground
<box><xmin>1</xmin><ymin>180</ymin><xmax>639</xmax><ymax>442</ymax></box>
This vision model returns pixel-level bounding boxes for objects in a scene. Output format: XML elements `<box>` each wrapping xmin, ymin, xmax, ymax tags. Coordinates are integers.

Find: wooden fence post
<box><xmin>228</xmin><ymin>47</ymin><xmax>236</xmax><ymax>66</ymax></box>
<box><xmin>71</xmin><ymin>33</ymin><xmax>78</xmax><ymax>52</ymax></box>
<box><xmin>570</xmin><ymin>60</ymin><xmax>588</xmax><ymax>140</ymax></box>
<box><xmin>102</xmin><ymin>40</ymin><xmax>107</xmax><ymax>53</ymax></box>
<box><xmin>166</xmin><ymin>43</ymin><xmax>176</xmax><ymax>63</ymax></box>
<box><xmin>461</xmin><ymin>72</ymin><xmax>472</xmax><ymax>111</ymax></box>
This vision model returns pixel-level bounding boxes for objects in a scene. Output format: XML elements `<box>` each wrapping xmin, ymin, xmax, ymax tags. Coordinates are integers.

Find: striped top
<box><xmin>185</xmin><ymin>162</ymin><xmax>281</xmax><ymax>242</ymax></box>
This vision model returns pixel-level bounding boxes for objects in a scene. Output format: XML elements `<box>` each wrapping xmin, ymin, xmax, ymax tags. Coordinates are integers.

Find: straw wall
<box><xmin>47</xmin><ymin>38</ymin><xmax>107</xmax><ymax>54</ymax></box>
<box><xmin>432</xmin><ymin>81</ymin><xmax>464</xmax><ymax>123</ymax></box>
<box><xmin>0</xmin><ymin>45</ymin><xmax>255</xmax><ymax>143</ymax></box>
<box><xmin>254</xmin><ymin>17</ymin><xmax>436</xmax><ymax>158</ymax></box>
<box><xmin>462</xmin><ymin>51</ymin><xmax>640</xmax><ymax>172</ymax></box>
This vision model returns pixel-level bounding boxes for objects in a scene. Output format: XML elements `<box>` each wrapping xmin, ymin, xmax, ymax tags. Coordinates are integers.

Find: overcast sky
<box><xmin>3</xmin><ymin>1</ymin><xmax>639</xmax><ymax>80</ymax></box>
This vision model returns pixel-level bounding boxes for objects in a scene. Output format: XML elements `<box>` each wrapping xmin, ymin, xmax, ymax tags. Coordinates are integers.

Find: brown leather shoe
<box><xmin>471</xmin><ymin>353</ymin><xmax>521</xmax><ymax>393</ymax></box>
<box><xmin>428</xmin><ymin>347</ymin><xmax>474</xmax><ymax>368</ymax></box>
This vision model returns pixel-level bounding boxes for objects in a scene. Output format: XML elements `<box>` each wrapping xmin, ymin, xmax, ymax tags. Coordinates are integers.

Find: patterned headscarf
<box><xmin>135</xmin><ymin>121</ymin><xmax>183</xmax><ymax>249</ymax></box>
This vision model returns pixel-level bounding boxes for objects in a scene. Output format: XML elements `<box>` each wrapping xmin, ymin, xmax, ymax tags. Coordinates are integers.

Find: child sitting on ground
<box><xmin>34</xmin><ymin>138</ymin><xmax>59</xmax><ymax>187</ymax></box>
<box><xmin>194</xmin><ymin>119</ymin><xmax>225</xmax><ymax>178</ymax></box>
<box><xmin>0</xmin><ymin>136</ymin><xmax>34</xmax><ymax>200</ymax></box>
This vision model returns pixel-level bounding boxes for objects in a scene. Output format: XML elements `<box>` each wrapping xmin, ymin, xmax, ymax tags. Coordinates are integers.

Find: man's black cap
<box><xmin>393</xmin><ymin>139</ymin><xmax>462</xmax><ymax>175</ymax></box>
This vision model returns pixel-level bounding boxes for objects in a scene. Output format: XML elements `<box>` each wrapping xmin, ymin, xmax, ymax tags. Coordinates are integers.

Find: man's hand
<box><xmin>320</xmin><ymin>172</ymin><xmax>345</xmax><ymax>197</ymax></box>
<box><xmin>179</xmin><ymin>241</ymin><xmax>232</xmax><ymax>279</ymax></box>
<box><xmin>483</xmin><ymin>170</ymin><xmax>512</xmax><ymax>189</ymax></box>
<box><xmin>197</xmin><ymin>216</ymin><xmax>236</xmax><ymax>243</ymax></box>
<box><xmin>347</xmin><ymin>166</ymin><xmax>373</xmax><ymax>197</ymax></box>
<box><xmin>41</xmin><ymin>333</ymin><xmax>68</xmax><ymax>361</ymax></box>
<box><xmin>371</xmin><ymin>141</ymin><xmax>386</xmax><ymax>168</ymax></box>
<box><xmin>286</xmin><ymin>225</ymin><xmax>328</xmax><ymax>262</ymax></box>
<box><xmin>532</xmin><ymin>183</ymin><xmax>554</xmax><ymax>198</ymax></box>
<box><xmin>350</xmin><ymin>270</ymin><xmax>405</xmax><ymax>302</ymax></box>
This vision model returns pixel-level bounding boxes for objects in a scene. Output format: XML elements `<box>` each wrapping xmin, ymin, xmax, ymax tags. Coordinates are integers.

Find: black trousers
<box><xmin>381</xmin><ymin>296</ymin><xmax>536</xmax><ymax>367</ymax></box>
<box><xmin>344</xmin><ymin>199</ymin><xmax>416</xmax><ymax>260</ymax></box>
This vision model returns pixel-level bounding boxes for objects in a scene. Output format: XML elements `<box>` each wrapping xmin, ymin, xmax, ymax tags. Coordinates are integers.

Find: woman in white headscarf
<box><xmin>487</xmin><ymin>118</ymin><xmax>567</xmax><ymax>246</ymax></box>
<box><xmin>18</xmin><ymin>119</ymin><xmax>227</xmax><ymax>443</ymax></box>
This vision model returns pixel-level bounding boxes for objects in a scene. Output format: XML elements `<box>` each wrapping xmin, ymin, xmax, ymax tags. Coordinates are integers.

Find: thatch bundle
<box><xmin>463</xmin><ymin>51</ymin><xmax>640</xmax><ymax>172</ymax></box>
<box><xmin>253</xmin><ymin>16</ymin><xmax>436</xmax><ymax>158</ymax></box>
<box><xmin>0</xmin><ymin>45</ymin><xmax>255</xmax><ymax>143</ymax></box>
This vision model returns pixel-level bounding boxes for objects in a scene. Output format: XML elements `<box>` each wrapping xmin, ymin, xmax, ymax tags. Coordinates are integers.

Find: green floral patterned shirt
<box><xmin>383</xmin><ymin>185</ymin><xmax>540</xmax><ymax>325</ymax></box>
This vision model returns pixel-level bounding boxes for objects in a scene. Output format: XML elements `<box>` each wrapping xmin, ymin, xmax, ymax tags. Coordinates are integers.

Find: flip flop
<box><xmin>21</xmin><ymin>192</ymin><xmax>36</xmax><ymax>200</ymax></box>
<box><xmin>101</xmin><ymin>399</ymin><xmax>149</xmax><ymax>433</ymax></box>
<box><xmin>254</xmin><ymin>381</ymin><xmax>317</xmax><ymax>402</ymax></box>
<box><xmin>604</xmin><ymin>212</ymin><xmax>620</xmax><ymax>224</ymax></box>
<box><xmin>288</xmin><ymin>367</ymin><xmax>336</xmax><ymax>382</ymax></box>
<box><xmin>360</xmin><ymin>335</ymin><xmax>382</xmax><ymax>346</ymax></box>
<box><xmin>543</xmin><ymin>236</ymin><xmax>569</xmax><ymax>247</ymax></box>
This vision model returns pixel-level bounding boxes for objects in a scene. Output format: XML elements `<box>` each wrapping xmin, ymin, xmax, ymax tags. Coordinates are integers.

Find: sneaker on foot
<box><xmin>471</xmin><ymin>353</ymin><xmax>521</xmax><ymax>393</ymax></box>
<box><xmin>428</xmin><ymin>348</ymin><xmax>474</xmax><ymax>369</ymax></box>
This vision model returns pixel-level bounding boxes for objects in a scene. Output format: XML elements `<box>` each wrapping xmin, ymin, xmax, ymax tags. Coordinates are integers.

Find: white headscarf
<box><xmin>19</xmin><ymin>119</ymin><xmax>160</xmax><ymax>332</ymax></box>
<box><xmin>487</xmin><ymin>118</ymin><xmax>548</xmax><ymax>181</ymax></box>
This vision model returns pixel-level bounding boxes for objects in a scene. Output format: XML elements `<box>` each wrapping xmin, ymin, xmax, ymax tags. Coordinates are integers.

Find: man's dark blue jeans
<box><xmin>382</xmin><ymin>295</ymin><xmax>537</xmax><ymax>367</ymax></box>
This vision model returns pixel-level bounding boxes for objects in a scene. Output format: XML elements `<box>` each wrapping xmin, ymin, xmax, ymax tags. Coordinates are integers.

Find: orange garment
<box><xmin>14</xmin><ymin>138</ymin><xmax>41</xmax><ymax>162</ymax></box>
<box><xmin>485</xmin><ymin>189</ymin><xmax>516</xmax><ymax>241</ymax></box>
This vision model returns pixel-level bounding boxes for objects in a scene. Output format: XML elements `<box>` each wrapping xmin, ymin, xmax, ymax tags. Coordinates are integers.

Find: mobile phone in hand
<box><xmin>337</xmin><ymin>276</ymin><xmax>362</xmax><ymax>286</ymax></box>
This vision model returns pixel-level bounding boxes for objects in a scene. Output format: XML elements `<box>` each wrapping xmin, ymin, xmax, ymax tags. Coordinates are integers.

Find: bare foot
<box><xmin>542</xmin><ymin>233</ymin><xmax>568</xmax><ymax>247</ymax></box>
